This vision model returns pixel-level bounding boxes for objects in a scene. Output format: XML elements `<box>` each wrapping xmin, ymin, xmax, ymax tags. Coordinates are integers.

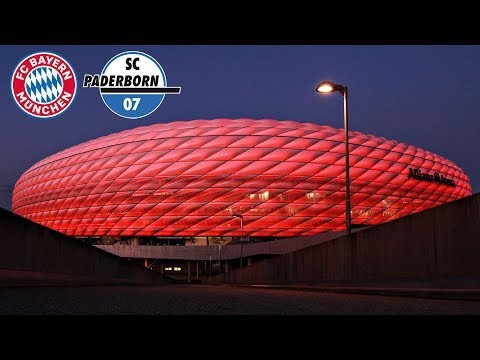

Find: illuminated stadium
<box><xmin>12</xmin><ymin>119</ymin><xmax>471</xmax><ymax>246</ymax></box>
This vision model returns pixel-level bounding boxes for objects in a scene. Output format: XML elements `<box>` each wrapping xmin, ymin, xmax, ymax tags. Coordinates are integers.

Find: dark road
<box><xmin>1</xmin><ymin>284</ymin><xmax>480</xmax><ymax>315</ymax></box>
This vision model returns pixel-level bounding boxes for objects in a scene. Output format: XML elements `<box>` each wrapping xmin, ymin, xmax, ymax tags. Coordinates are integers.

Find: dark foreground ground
<box><xmin>1</xmin><ymin>284</ymin><xmax>480</xmax><ymax>315</ymax></box>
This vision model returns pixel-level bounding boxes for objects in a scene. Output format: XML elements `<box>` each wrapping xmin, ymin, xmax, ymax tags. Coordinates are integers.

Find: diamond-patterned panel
<box><xmin>12</xmin><ymin>119</ymin><xmax>472</xmax><ymax>238</ymax></box>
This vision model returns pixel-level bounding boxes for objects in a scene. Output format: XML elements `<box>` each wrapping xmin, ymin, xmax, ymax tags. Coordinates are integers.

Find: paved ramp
<box><xmin>209</xmin><ymin>193</ymin><xmax>480</xmax><ymax>285</ymax></box>
<box><xmin>0</xmin><ymin>208</ymin><xmax>165</xmax><ymax>285</ymax></box>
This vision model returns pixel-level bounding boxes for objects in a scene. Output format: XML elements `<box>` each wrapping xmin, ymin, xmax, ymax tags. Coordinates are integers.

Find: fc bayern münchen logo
<box><xmin>11</xmin><ymin>52</ymin><xmax>77</xmax><ymax>119</ymax></box>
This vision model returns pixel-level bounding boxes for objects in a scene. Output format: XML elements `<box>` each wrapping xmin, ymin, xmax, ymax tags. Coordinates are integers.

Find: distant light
<box><xmin>316</xmin><ymin>82</ymin><xmax>335</xmax><ymax>93</ymax></box>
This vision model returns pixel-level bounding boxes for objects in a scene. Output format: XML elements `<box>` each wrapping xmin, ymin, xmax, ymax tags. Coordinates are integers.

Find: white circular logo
<box><xmin>83</xmin><ymin>51</ymin><xmax>181</xmax><ymax>119</ymax></box>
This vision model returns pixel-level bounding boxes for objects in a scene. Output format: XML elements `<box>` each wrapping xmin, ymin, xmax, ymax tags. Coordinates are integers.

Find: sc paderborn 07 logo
<box><xmin>11</xmin><ymin>52</ymin><xmax>77</xmax><ymax>119</ymax></box>
<box><xmin>83</xmin><ymin>51</ymin><xmax>181</xmax><ymax>119</ymax></box>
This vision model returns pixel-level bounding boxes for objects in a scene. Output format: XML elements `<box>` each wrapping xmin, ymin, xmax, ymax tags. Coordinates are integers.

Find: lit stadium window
<box><xmin>259</xmin><ymin>191</ymin><xmax>269</xmax><ymax>201</ymax></box>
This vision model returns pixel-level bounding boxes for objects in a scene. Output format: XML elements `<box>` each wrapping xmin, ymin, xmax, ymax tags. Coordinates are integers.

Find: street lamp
<box><xmin>316</xmin><ymin>81</ymin><xmax>352</xmax><ymax>235</ymax></box>
<box><xmin>232</xmin><ymin>214</ymin><xmax>244</xmax><ymax>268</ymax></box>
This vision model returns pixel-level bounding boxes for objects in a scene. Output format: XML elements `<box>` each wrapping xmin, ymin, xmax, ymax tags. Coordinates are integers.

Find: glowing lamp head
<box><xmin>316</xmin><ymin>81</ymin><xmax>345</xmax><ymax>95</ymax></box>
<box><xmin>316</xmin><ymin>82</ymin><xmax>336</xmax><ymax>93</ymax></box>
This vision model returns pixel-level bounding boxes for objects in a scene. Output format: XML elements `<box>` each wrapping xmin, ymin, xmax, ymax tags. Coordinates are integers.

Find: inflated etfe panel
<box><xmin>12</xmin><ymin>119</ymin><xmax>471</xmax><ymax>238</ymax></box>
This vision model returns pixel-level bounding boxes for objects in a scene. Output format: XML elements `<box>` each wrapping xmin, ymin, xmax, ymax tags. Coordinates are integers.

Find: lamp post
<box><xmin>316</xmin><ymin>81</ymin><xmax>352</xmax><ymax>235</ymax></box>
<box><xmin>232</xmin><ymin>214</ymin><xmax>244</xmax><ymax>268</ymax></box>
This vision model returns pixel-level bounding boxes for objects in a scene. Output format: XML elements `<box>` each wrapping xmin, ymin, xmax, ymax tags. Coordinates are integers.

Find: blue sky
<box><xmin>1</xmin><ymin>45</ymin><xmax>478</xmax><ymax>208</ymax></box>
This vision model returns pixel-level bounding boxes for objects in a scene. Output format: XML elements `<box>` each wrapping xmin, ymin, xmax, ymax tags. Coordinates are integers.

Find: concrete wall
<box><xmin>210</xmin><ymin>193</ymin><xmax>480</xmax><ymax>285</ymax></box>
<box><xmin>0</xmin><ymin>208</ymin><xmax>163</xmax><ymax>284</ymax></box>
<box><xmin>95</xmin><ymin>230</ymin><xmax>349</xmax><ymax>260</ymax></box>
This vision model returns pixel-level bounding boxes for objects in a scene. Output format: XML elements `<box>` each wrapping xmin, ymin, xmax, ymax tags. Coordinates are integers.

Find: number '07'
<box><xmin>123</xmin><ymin>98</ymin><xmax>140</xmax><ymax>111</ymax></box>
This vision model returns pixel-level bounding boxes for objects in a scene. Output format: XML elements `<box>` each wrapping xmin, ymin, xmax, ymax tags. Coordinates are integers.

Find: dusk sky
<box><xmin>0</xmin><ymin>45</ymin><xmax>478</xmax><ymax>209</ymax></box>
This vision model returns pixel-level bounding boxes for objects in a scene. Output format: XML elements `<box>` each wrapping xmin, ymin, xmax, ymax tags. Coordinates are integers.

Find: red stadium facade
<box><xmin>12</xmin><ymin>119</ymin><xmax>471</xmax><ymax>241</ymax></box>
